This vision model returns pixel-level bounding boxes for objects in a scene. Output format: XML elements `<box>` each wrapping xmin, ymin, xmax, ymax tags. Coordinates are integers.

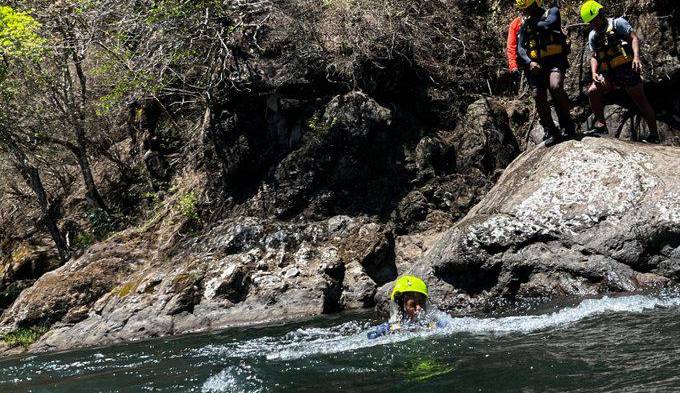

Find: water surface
<box><xmin>2</xmin><ymin>293</ymin><xmax>680</xmax><ymax>392</ymax></box>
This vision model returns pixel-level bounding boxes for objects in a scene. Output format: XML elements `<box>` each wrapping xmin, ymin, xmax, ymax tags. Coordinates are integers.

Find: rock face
<box><xmin>0</xmin><ymin>240</ymin><xmax>59</xmax><ymax>313</ymax></box>
<box><xmin>0</xmin><ymin>214</ymin><xmax>400</xmax><ymax>352</ymax></box>
<box><xmin>453</xmin><ymin>98</ymin><xmax>519</xmax><ymax>176</ymax></box>
<box><xmin>0</xmin><ymin>91</ymin><xmax>521</xmax><ymax>355</ymax></box>
<box><xmin>391</xmin><ymin>138</ymin><xmax>680</xmax><ymax>313</ymax></box>
<box><xmin>0</xmin><ymin>0</ymin><xmax>678</xmax><ymax>360</ymax></box>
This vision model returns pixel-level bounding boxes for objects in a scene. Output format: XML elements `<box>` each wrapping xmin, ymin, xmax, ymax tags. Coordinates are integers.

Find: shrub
<box><xmin>178</xmin><ymin>192</ymin><xmax>199</xmax><ymax>221</ymax></box>
<box><xmin>85</xmin><ymin>208</ymin><xmax>113</xmax><ymax>240</ymax></box>
<box><xmin>0</xmin><ymin>326</ymin><xmax>49</xmax><ymax>348</ymax></box>
<box><xmin>72</xmin><ymin>232</ymin><xmax>96</xmax><ymax>249</ymax></box>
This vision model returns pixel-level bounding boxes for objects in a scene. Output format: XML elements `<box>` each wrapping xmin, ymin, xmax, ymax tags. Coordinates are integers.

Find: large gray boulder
<box><xmin>388</xmin><ymin>138</ymin><xmax>680</xmax><ymax>313</ymax></box>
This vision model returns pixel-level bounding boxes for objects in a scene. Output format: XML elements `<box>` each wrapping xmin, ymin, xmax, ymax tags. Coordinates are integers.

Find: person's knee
<box><xmin>587</xmin><ymin>83</ymin><xmax>600</xmax><ymax>96</ymax></box>
<box><xmin>548</xmin><ymin>80</ymin><xmax>564</xmax><ymax>94</ymax></box>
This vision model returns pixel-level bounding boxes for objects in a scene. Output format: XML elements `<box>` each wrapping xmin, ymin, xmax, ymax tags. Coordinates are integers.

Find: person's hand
<box><xmin>593</xmin><ymin>73</ymin><xmax>607</xmax><ymax>86</ymax></box>
<box><xmin>529</xmin><ymin>62</ymin><xmax>542</xmax><ymax>75</ymax></box>
<box><xmin>632</xmin><ymin>57</ymin><xmax>643</xmax><ymax>74</ymax></box>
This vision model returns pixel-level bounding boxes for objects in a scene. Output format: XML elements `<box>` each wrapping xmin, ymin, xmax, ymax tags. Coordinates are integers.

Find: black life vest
<box><xmin>521</xmin><ymin>9</ymin><xmax>569</xmax><ymax>62</ymax></box>
<box><xmin>592</xmin><ymin>18</ymin><xmax>633</xmax><ymax>73</ymax></box>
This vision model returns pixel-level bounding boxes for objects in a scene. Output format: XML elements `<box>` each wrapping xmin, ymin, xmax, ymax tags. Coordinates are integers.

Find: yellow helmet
<box><xmin>580</xmin><ymin>0</ymin><xmax>604</xmax><ymax>23</ymax></box>
<box><xmin>516</xmin><ymin>0</ymin><xmax>543</xmax><ymax>10</ymax></box>
<box><xmin>390</xmin><ymin>275</ymin><xmax>429</xmax><ymax>301</ymax></box>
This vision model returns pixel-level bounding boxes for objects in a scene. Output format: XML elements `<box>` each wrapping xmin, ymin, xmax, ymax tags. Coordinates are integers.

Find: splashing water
<box><xmin>193</xmin><ymin>293</ymin><xmax>680</xmax><ymax>362</ymax></box>
<box><xmin>2</xmin><ymin>292</ymin><xmax>680</xmax><ymax>393</ymax></box>
<box><xmin>201</xmin><ymin>364</ymin><xmax>263</xmax><ymax>393</ymax></box>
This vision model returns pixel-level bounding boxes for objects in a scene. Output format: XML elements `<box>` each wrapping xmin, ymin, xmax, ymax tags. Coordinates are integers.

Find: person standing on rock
<box><xmin>516</xmin><ymin>0</ymin><xmax>576</xmax><ymax>147</ymax></box>
<box><xmin>367</xmin><ymin>275</ymin><xmax>446</xmax><ymax>339</ymax></box>
<box><xmin>580</xmin><ymin>1</ymin><xmax>660</xmax><ymax>143</ymax></box>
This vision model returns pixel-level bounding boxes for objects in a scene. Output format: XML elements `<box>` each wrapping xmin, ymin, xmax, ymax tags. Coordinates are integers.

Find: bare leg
<box><xmin>548</xmin><ymin>70</ymin><xmax>574</xmax><ymax>133</ymax></box>
<box><xmin>588</xmin><ymin>82</ymin><xmax>608</xmax><ymax>128</ymax></box>
<box><xmin>533</xmin><ymin>86</ymin><xmax>555</xmax><ymax>132</ymax></box>
<box><xmin>626</xmin><ymin>82</ymin><xmax>658</xmax><ymax>135</ymax></box>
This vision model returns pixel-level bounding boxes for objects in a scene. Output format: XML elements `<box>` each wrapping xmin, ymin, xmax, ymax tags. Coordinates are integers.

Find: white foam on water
<box><xmin>201</xmin><ymin>364</ymin><xmax>263</xmax><ymax>393</ymax></box>
<box><xmin>439</xmin><ymin>294</ymin><xmax>680</xmax><ymax>334</ymax></box>
<box><xmin>192</xmin><ymin>294</ymin><xmax>680</xmax><ymax>362</ymax></box>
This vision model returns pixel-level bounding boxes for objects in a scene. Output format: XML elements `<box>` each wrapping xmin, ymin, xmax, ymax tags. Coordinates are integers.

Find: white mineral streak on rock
<box><xmin>658</xmin><ymin>192</ymin><xmax>680</xmax><ymax>223</ymax></box>
<box><xmin>468</xmin><ymin>144</ymin><xmax>658</xmax><ymax>246</ymax></box>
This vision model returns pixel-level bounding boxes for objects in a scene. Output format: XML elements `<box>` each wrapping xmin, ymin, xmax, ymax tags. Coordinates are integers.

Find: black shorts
<box><xmin>605</xmin><ymin>64</ymin><xmax>642</xmax><ymax>89</ymax></box>
<box><xmin>525</xmin><ymin>57</ymin><xmax>569</xmax><ymax>89</ymax></box>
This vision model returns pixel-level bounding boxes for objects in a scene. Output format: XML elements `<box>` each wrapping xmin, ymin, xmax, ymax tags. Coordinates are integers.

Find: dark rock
<box><xmin>453</xmin><ymin>98</ymin><xmax>520</xmax><ymax>175</ymax></box>
<box><xmin>264</xmin><ymin>91</ymin><xmax>394</xmax><ymax>218</ymax></box>
<box><xmin>394</xmin><ymin>191</ymin><xmax>429</xmax><ymax>233</ymax></box>
<box><xmin>581</xmin><ymin>100</ymin><xmax>680</xmax><ymax>146</ymax></box>
<box><xmin>214</xmin><ymin>265</ymin><xmax>251</xmax><ymax>304</ymax></box>
<box><xmin>0</xmin><ymin>280</ymin><xmax>33</xmax><ymax>312</ymax></box>
<box><xmin>414</xmin><ymin>135</ymin><xmax>456</xmax><ymax>180</ymax></box>
<box><xmin>339</xmin><ymin>223</ymin><xmax>396</xmax><ymax>286</ymax></box>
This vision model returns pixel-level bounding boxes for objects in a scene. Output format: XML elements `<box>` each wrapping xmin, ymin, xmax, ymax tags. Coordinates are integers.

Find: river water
<box><xmin>2</xmin><ymin>292</ymin><xmax>680</xmax><ymax>392</ymax></box>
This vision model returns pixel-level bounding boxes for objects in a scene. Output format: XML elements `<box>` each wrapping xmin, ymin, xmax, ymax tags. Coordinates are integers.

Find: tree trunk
<box><xmin>65</xmin><ymin>21</ymin><xmax>109</xmax><ymax>213</ymax></box>
<box><xmin>74</xmin><ymin>126</ymin><xmax>108</xmax><ymax>212</ymax></box>
<box><xmin>19</xmin><ymin>164</ymin><xmax>70</xmax><ymax>263</ymax></box>
<box><xmin>6</xmin><ymin>142</ymin><xmax>70</xmax><ymax>263</ymax></box>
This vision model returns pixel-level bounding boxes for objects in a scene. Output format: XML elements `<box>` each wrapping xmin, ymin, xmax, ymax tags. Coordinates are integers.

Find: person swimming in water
<box><xmin>367</xmin><ymin>275</ymin><xmax>446</xmax><ymax>339</ymax></box>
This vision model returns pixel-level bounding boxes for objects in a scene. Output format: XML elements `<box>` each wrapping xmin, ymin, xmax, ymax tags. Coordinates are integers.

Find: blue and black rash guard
<box><xmin>367</xmin><ymin>318</ymin><xmax>448</xmax><ymax>339</ymax></box>
<box><xmin>517</xmin><ymin>7</ymin><xmax>563</xmax><ymax>66</ymax></box>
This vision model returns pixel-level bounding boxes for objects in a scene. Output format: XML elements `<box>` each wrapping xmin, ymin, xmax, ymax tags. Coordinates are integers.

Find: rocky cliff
<box><xmin>392</xmin><ymin>137</ymin><xmax>680</xmax><ymax>313</ymax></box>
<box><xmin>1</xmin><ymin>136</ymin><xmax>678</xmax><ymax>355</ymax></box>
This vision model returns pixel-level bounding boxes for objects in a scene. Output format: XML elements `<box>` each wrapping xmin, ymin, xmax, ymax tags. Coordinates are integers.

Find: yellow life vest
<box><xmin>593</xmin><ymin>18</ymin><xmax>633</xmax><ymax>73</ymax></box>
<box><xmin>522</xmin><ymin>10</ymin><xmax>568</xmax><ymax>62</ymax></box>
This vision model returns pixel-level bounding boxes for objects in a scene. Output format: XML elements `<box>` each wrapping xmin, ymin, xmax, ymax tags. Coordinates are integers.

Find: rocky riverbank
<box><xmin>1</xmin><ymin>136</ymin><xmax>679</xmax><ymax>355</ymax></box>
<box><xmin>1</xmin><ymin>0</ymin><xmax>679</xmax><ymax>357</ymax></box>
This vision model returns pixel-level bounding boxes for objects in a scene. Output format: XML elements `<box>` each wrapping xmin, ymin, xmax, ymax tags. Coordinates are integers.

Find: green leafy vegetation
<box><xmin>178</xmin><ymin>192</ymin><xmax>199</xmax><ymax>221</ymax></box>
<box><xmin>72</xmin><ymin>232</ymin><xmax>96</xmax><ymax>249</ymax></box>
<box><xmin>0</xmin><ymin>5</ymin><xmax>45</xmax><ymax>96</ymax></box>
<box><xmin>85</xmin><ymin>208</ymin><xmax>113</xmax><ymax>240</ymax></box>
<box><xmin>0</xmin><ymin>326</ymin><xmax>49</xmax><ymax>348</ymax></box>
<box><xmin>307</xmin><ymin>113</ymin><xmax>338</xmax><ymax>135</ymax></box>
<box><xmin>0</xmin><ymin>6</ymin><xmax>45</xmax><ymax>60</ymax></box>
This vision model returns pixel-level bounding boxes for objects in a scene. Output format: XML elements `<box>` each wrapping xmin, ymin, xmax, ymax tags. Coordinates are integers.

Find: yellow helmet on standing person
<box><xmin>391</xmin><ymin>275</ymin><xmax>429</xmax><ymax>301</ymax></box>
<box><xmin>580</xmin><ymin>0</ymin><xmax>604</xmax><ymax>23</ymax></box>
<box><xmin>515</xmin><ymin>0</ymin><xmax>543</xmax><ymax>10</ymax></box>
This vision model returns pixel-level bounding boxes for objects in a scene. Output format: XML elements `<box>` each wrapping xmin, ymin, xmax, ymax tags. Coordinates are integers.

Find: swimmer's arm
<box><xmin>367</xmin><ymin>323</ymin><xmax>391</xmax><ymax>339</ymax></box>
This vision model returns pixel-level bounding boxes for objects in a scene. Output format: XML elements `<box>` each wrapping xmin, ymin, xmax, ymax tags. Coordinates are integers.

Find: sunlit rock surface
<box><xmin>0</xmin><ymin>215</ymin><xmax>398</xmax><ymax>353</ymax></box>
<box><xmin>396</xmin><ymin>137</ymin><xmax>680</xmax><ymax>312</ymax></box>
